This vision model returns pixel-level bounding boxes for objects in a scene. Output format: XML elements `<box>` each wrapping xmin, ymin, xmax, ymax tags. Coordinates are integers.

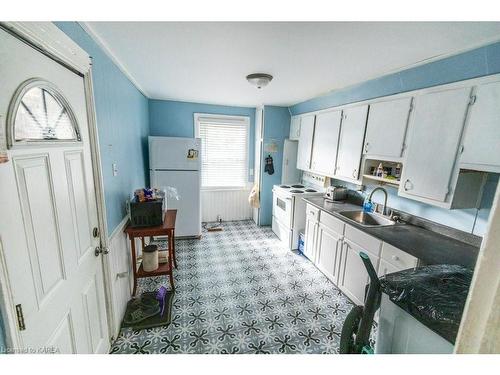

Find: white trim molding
<box><xmin>455</xmin><ymin>182</ymin><xmax>500</xmax><ymax>353</ymax></box>
<box><xmin>0</xmin><ymin>22</ymin><xmax>91</xmax><ymax>74</ymax></box>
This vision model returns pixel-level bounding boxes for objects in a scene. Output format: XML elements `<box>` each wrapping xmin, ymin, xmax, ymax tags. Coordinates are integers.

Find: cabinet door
<box><xmin>364</xmin><ymin>97</ymin><xmax>412</xmax><ymax>158</ymax></box>
<box><xmin>289</xmin><ymin>116</ymin><xmax>301</xmax><ymax>140</ymax></box>
<box><xmin>377</xmin><ymin>259</ymin><xmax>400</xmax><ymax>278</ymax></box>
<box><xmin>338</xmin><ymin>239</ymin><xmax>379</xmax><ymax>306</ymax></box>
<box><xmin>315</xmin><ymin>223</ymin><xmax>343</xmax><ymax>284</ymax></box>
<box><xmin>461</xmin><ymin>81</ymin><xmax>500</xmax><ymax>172</ymax></box>
<box><xmin>336</xmin><ymin>105</ymin><xmax>369</xmax><ymax>180</ymax></box>
<box><xmin>399</xmin><ymin>87</ymin><xmax>472</xmax><ymax>203</ymax></box>
<box><xmin>310</xmin><ymin>110</ymin><xmax>342</xmax><ymax>176</ymax></box>
<box><xmin>303</xmin><ymin>216</ymin><xmax>318</xmax><ymax>262</ymax></box>
<box><xmin>296</xmin><ymin>114</ymin><xmax>315</xmax><ymax>171</ymax></box>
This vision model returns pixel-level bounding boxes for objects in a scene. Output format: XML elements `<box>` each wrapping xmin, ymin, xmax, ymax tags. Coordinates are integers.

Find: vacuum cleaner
<box><xmin>339</xmin><ymin>252</ymin><xmax>381</xmax><ymax>354</ymax></box>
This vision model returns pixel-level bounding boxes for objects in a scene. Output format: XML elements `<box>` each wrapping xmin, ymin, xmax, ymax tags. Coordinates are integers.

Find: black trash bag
<box><xmin>264</xmin><ymin>155</ymin><xmax>274</xmax><ymax>175</ymax></box>
<box><xmin>379</xmin><ymin>264</ymin><xmax>473</xmax><ymax>344</ymax></box>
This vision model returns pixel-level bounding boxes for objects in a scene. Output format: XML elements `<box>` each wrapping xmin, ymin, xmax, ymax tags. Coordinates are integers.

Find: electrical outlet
<box><xmin>112</xmin><ymin>163</ymin><xmax>118</xmax><ymax>176</ymax></box>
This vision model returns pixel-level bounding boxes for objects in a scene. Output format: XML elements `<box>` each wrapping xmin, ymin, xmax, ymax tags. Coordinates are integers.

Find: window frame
<box><xmin>194</xmin><ymin>113</ymin><xmax>250</xmax><ymax>191</ymax></box>
<box><xmin>6</xmin><ymin>78</ymin><xmax>82</xmax><ymax>149</ymax></box>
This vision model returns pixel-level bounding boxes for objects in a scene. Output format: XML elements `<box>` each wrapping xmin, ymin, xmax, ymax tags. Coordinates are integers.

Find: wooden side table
<box><xmin>124</xmin><ymin>209</ymin><xmax>177</xmax><ymax>295</ymax></box>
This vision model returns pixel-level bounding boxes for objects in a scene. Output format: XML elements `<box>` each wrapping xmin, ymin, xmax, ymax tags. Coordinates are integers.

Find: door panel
<box><xmin>0</xmin><ymin>28</ymin><xmax>109</xmax><ymax>353</ymax></box>
<box><xmin>364</xmin><ymin>97</ymin><xmax>412</xmax><ymax>158</ymax></box>
<box><xmin>296</xmin><ymin>114</ymin><xmax>315</xmax><ymax>171</ymax></box>
<box><xmin>461</xmin><ymin>81</ymin><xmax>500</xmax><ymax>171</ymax></box>
<box><xmin>338</xmin><ymin>240</ymin><xmax>379</xmax><ymax>306</ymax></box>
<box><xmin>310</xmin><ymin>110</ymin><xmax>342</xmax><ymax>176</ymax></box>
<box><xmin>64</xmin><ymin>151</ymin><xmax>93</xmax><ymax>260</ymax></box>
<box><xmin>315</xmin><ymin>224</ymin><xmax>342</xmax><ymax>284</ymax></box>
<box><xmin>336</xmin><ymin>105</ymin><xmax>368</xmax><ymax>180</ymax></box>
<box><xmin>14</xmin><ymin>155</ymin><xmax>66</xmax><ymax>303</ymax></box>
<box><xmin>399</xmin><ymin>87</ymin><xmax>471</xmax><ymax>202</ymax></box>
<box><xmin>47</xmin><ymin>313</ymin><xmax>77</xmax><ymax>354</ymax></box>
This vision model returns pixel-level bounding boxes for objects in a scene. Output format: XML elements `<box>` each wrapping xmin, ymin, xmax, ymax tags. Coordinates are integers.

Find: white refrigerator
<box><xmin>149</xmin><ymin>136</ymin><xmax>202</xmax><ymax>238</ymax></box>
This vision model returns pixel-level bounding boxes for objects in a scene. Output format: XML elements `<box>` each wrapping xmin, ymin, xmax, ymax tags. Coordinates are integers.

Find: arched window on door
<box><xmin>8</xmin><ymin>79</ymin><xmax>81</xmax><ymax>146</ymax></box>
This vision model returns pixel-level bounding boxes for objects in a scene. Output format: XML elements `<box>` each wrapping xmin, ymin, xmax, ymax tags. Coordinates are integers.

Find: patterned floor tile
<box><xmin>110</xmin><ymin>220</ymin><xmax>374</xmax><ymax>354</ymax></box>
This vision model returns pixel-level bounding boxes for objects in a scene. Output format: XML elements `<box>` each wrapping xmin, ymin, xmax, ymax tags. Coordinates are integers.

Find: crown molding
<box><xmin>78</xmin><ymin>22</ymin><xmax>150</xmax><ymax>98</ymax></box>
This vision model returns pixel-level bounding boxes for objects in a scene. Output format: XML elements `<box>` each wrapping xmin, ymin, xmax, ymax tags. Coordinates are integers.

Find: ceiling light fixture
<box><xmin>246</xmin><ymin>73</ymin><xmax>273</xmax><ymax>89</ymax></box>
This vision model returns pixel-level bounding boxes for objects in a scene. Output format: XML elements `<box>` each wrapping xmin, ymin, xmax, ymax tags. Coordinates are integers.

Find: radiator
<box><xmin>202</xmin><ymin>188</ymin><xmax>252</xmax><ymax>222</ymax></box>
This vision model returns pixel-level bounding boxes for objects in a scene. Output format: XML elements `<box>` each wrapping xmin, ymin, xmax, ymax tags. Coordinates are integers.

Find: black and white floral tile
<box><xmin>110</xmin><ymin>220</ymin><xmax>374</xmax><ymax>354</ymax></box>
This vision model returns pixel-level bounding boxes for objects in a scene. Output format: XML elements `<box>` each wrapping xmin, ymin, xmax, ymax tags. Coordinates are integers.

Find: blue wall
<box><xmin>149</xmin><ymin>99</ymin><xmax>256</xmax><ymax>182</ymax></box>
<box><xmin>290</xmin><ymin>41</ymin><xmax>500</xmax><ymax>115</ymax></box>
<box><xmin>55</xmin><ymin>22</ymin><xmax>150</xmax><ymax>235</ymax></box>
<box><xmin>259</xmin><ymin>106</ymin><xmax>291</xmax><ymax>226</ymax></box>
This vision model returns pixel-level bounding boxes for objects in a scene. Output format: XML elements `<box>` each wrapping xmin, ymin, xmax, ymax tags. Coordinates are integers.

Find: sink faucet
<box><xmin>368</xmin><ymin>187</ymin><xmax>388</xmax><ymax>216</ymax></box>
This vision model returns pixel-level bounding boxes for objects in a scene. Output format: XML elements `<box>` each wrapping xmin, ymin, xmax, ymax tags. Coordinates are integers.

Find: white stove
<box><xmin>272</xmin><ymin>172</ymin><xmax>326</xmax><ymax>250</ymax></box>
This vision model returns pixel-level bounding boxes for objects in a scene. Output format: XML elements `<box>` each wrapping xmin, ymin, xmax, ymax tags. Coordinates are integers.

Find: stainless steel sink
<box><xmin>338</xmin><ymin>210</ymin><xmax>399</xmax><ymax>227</ymax></box>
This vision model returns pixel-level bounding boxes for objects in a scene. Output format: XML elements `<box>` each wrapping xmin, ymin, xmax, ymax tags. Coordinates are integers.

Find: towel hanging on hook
<box><xmin>264</xmin><ymin>154</ymin><xmax>274</xmax><ymax>175</ymax></box>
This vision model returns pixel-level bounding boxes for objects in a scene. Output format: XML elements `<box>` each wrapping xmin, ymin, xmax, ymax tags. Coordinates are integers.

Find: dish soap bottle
<box><xmin>376</xmin><ymin>163</ymin><xmax>384</xmax><ymax>177</ymax></box>
<box><xmin>363</xmin><ymin>196</ymin><xmax>373</xmax><ymax>213</ymax></box>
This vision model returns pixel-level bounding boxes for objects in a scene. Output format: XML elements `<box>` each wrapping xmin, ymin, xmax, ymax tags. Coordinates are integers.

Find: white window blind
<box><xmin>195</xmin><ymin>114</ymin><xmax>249</xmax><ymax>189</ymax></box>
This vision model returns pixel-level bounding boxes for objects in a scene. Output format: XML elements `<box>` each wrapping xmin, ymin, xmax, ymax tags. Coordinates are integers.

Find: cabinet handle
<box><xmin>352</xmin><ymin>169</ymin><xmax>357</xmax><ymax>178</ymax></box>
<box><xmin>309</xmin><ymin>211</ymin><xmax>315</xmax><ymax>216</ymax></box>
<box><xmin>404</xmin><ymin>179</ymin><xmax>412</xmax><ymax>191</ymax></box>
<box><xmin>364</xmin><ymin>142</ymin><xmax>369</xmax><ymax>153</ymax></box>
<box><xmin>391</xmin><ymin>255</ymin><xmax>399</xmax><ymax>262</ymax></box>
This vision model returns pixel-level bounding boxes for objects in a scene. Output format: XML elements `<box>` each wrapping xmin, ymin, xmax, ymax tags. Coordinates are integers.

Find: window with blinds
<box><xmin>195</xmin><ymin>114</ymin><xmax>249</xmax><ymax>189</ymax></box>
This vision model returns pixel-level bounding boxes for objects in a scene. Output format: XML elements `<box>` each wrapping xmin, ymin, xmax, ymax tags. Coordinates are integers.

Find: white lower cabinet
<box><xmin>337</xmin><ymin>238</ymin><xmax>381</xmax><ymax>305</ymax></box>
<box><xmin>315</xmin><ymin>222</ymin><xmax>343</xmax><ymax>284</ymax></box>
<box><xmin>305</xmin><ymin>210</ymin><xmax>420</xmax><ymax>307</ymax></box>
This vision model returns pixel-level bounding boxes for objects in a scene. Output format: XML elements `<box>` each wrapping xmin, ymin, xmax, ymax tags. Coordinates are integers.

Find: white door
<box><xmin>310</xmin><ymin>110</ymin><xmax>342</xmax><ymax>176</ymax></box>
<box><xmin>399</xmin><ymin>87</ymin><xmax>472</xmax><ymax>203</ymax></box>
<box><xmin>335</xmin><ymin>105</ymin><xmax>369</xmax><ymax>180</ymax></box>
<box><xmin>289</xmin><ymin>115</ymin><xmax>301</xmax><ymax>140</ymax></box>
<box><xmin>315</xmin><ymin>223</ymin><xmax>343</xmax><ymax>284</ymax></box>
<box><xmin>296</xmin><ymin>114</ymin><xmax>315</xmax><ymax>171</ymax></box>
<box><xmin>303</xmin><ymin>207</ymin><xmax>319</xmax><ymax>262</ymax></box>
<box><xmin>364</xmin><ymin>97</ymin><xmax>412</xmax><ymax>159</ymax></box>
<box><xmin>461</xmin><ymin>81</ymin><xmax>500</xmax><ymax>172</ymax></box>
<box><xmin>253</xmin><ymin>107</ymin><xmax>263</xmax><ymax>224</ymax></box>
<box><xmin>0</xmin><ymin>29</ymin><xmax>109</xmax><ymax>353</ymax></box>
<box><xmin>151</xmin><ymin>170</ymin><xmax>201</xmax><ymax>237</ymax></box>
<box><xmin>281</xmin><ymin>139</ymin><xmax>301</xmax><ymax>185</ymax></box>
<box><xmin>338</xmin><ymin>239</ymin><xmax>379</xmax><ymax>306</ymax></box>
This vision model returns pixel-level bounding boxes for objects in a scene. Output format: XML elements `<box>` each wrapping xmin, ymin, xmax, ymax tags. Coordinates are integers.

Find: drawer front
<box><xmin>344</xmin><ymin>225</ymin><xmax>382</xmax><ymax>256</ymax></box>
<box><xmin>306</xmin><ymin>204</ymin><xmax>320</xmax><ymax>222</ymax></box>
<box><xmin>381</xmin><ymin>242</ymin><xmax>418</xmax><ymax>270</ymax></box>
<box><xmin>319</xmin><ymin>211</ymin><xmax>344</xmax><ymax>235</ymax></box>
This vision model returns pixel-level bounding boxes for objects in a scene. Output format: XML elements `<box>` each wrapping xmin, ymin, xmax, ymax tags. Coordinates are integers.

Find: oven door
<box><xmin>272</xmin><ymin>190</ymin><xmax>294</xmax><ymax>227</ymax></box>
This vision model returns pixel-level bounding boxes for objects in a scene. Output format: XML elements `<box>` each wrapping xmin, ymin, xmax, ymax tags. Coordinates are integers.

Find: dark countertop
<box><xmin>380</xmin><ymin>265</ymin><xmax>473</xmax><ymax>344</ymax></box>
<box><xmin>303</xmin><ymin>196</ymin><xmax>479</xmax><ymax>269</ymax></box>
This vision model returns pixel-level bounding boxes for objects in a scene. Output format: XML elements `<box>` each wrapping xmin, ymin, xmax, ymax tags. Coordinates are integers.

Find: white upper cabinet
<box><xmin>310</xmin><ymin>110</ymin><xmax>342</xmax><ymax>176</ymax></box>
<box><xmin>364</xmin><ymin>97</ymin><xmax>412</xmax><ymax>159</ymax></box>
<box><xmin>289</xmin><ymin>115</ymin><xmax>301</xmax><ymax>140</ymax></box>
<box><xmin>399</xmin><ymin>87</ymin><xmax>472</xmax><ymax>204</ymax></box>
<box><xmin>461</xmin><ymin>81</ymin><xmax>500</xmax><ymax>173</ymax></box>
<box><xmin>296</xmin><ymin>114</ymin><xmax>315</xmax><ymax>171</ymax></box>
<box><xmin>335</xmin><ymin>105</ymin><xmax>369</xmax><ymax>180</ymax></box>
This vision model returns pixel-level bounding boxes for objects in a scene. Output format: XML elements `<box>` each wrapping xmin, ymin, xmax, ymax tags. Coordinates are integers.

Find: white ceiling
<box><xmin>83</xmin><ymin>22</ymin><xmax>500</xmax><ymax>107</ymax></box>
